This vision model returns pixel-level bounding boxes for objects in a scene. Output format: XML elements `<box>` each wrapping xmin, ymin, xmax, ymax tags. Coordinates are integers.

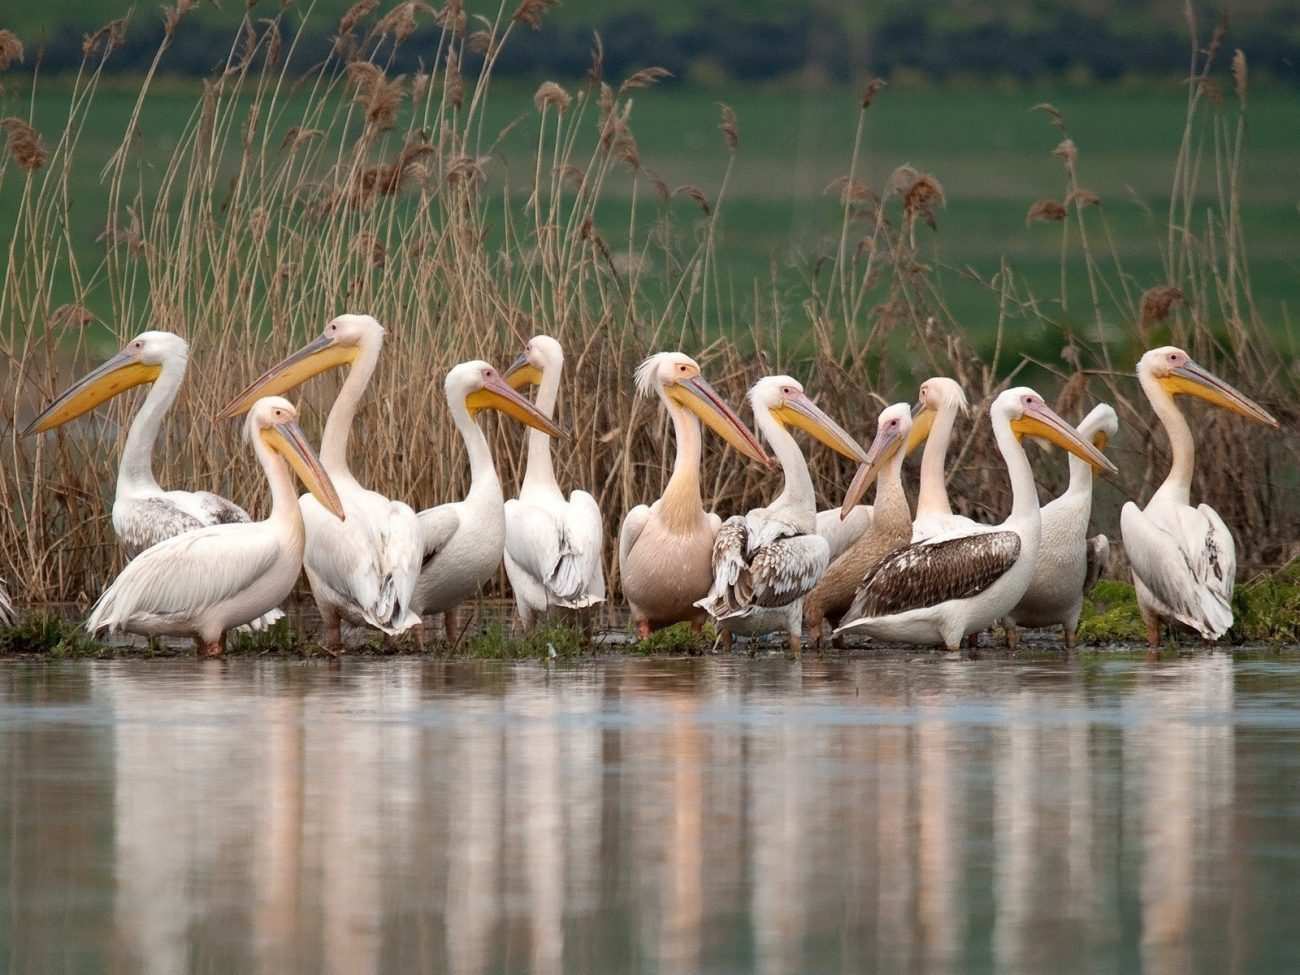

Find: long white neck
<box><xmin>450</xmin><ymin>393</ymin><xmax>502</xmax><ymax>501</ymax></box>
<box><xmin>916</xmin><ymin>403</ymin><xmax>958</xmax><ymax>519</ymax></box>
<box><xmin>659</xmin><ymin>394</ymin><xmax>705</xmax><ymax>533</ymax></box>
<box><xmin>522</xmin><ymin>360</ymin><xmax>561</xmax><ymax>495</ymax></box>
<box><xmin>320</xmin><ymin>339</ymin><xmax>381</xmax><ymax>481</ymax></box>
<box><xmin>116</xmin><ymin>355</ymin><xmax>186</xmax><ymax>499</ymax></box>
<box><xmin>756</xmin><ymin>407</ymin><xmax>814</xmax><ymax>517</ymax></box>
<box><xmin>993</xmin><ymin>414</ymin><xmax>1041</xmax><ymax>526</ymax></box>
<box><xmin>251</xmin><ymin>432</ymin><xmax>305</xmax><ymax>537</ymax></box>
<box><xmin>877</xmin><ymin>438</ymin><xmax>909</xmax><ymax>513</ymax></box>
<box><xmin>1141</xmin><ymin>370</ymin><xmax>1194</xmax><ymax>506</ymax></box>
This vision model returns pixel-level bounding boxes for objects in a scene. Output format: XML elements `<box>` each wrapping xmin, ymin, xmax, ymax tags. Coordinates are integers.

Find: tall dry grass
<box><xmin>0</xmin><ymin>3</ymin><xmax>1295</xmax><ymax>606</ymax></box>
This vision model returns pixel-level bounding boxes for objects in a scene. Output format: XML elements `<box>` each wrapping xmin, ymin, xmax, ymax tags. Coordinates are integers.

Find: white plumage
<box><xmin>501</xmin><ymin>336</ymin><xmax>606</xmax><ymax>629</ymax></box>
<box><xmin>87</xmin><ymin>398</ymin><xmax>345</xmax><ymax>656</ymax></box>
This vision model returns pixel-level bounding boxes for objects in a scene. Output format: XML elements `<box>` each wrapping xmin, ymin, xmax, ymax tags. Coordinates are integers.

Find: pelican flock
<box><xmin>7</xmin><ymin>327</ymin><xmax>1286</xmax><ymax>655</ymax></box>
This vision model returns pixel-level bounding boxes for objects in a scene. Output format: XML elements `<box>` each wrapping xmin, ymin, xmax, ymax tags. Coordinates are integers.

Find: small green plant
<box><xmin>464</xmin><ymin>621</ymin><xmax>588</xmax><ymax>660</ymax></box>
<box><xmin>1075</xmin><ymin>580</ymin><xmax>1148</xmax><ymax>644</ymax></box>
<box><xmin>0</xmin><ymin>613</ymin><xmax>111</xmax><ymax>657</ymax></box>
<box><xmin>632</xmin><ymin>621</ymin><xmax>717</xmax><ymax>655</ymax></box>
<box><xmin>1233</xmin><ymin>563</ymin><xmax>1300</xmax><ymax>642</ymax></box>
<box><xmin>226</xmin><ymin>618</ymin><xmax>314</xmax><ymax>656</ymax></box>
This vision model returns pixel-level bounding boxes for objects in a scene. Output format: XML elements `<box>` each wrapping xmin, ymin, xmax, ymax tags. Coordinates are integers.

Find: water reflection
<box><xmin>3</xmin><ymin>654</ymin><xmax>1300</xmax><ymax>974</ymax></box>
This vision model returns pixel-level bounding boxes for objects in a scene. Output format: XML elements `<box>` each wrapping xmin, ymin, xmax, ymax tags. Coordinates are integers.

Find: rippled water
<box><xmin>4</xmin><ymin>654</ymin><xmax>1300</xmax><ymax>974</ymax></box>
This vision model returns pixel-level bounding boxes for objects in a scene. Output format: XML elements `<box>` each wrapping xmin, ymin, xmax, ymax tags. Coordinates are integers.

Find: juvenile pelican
<box><xmin>1004</xmin><ymin>402</ymin><xmax>1118</xmax><ymax>649</ymax></box>
<box><xmin>910</xmin><ymin>377</ymin><xmax>978</xmax><ymax>541</ymax></box>
<box><xmin>502</xmin><ymin>335</ymin><xmax>605</xmax><ymax>629</ymax></box>
<box><xmin>696</xmin><ymin>376</ymin><xmax>870</xmax><ymax>653</ymax></box>
<box><xmin>219</xmin><ymin>314</ymin><xmax>423</xmax><ymax>653</ymax></box>
<box><xmin>24</xmin><ymin>331</ymin><xmax>254</xmax><ymax>557</ymax></box>
<box><xmin>803</xmin><ymin>402</ymin><xmax>917</xmax><ymax>644</ymax></box>
<box><xmin>836</xmin><ymin>388</ymin><xmax>1115</xmax><ymax>650</ymax></box>
<box><xmin>619</xmin><ymin>353</ymin><xmax>770</xmax><ymax>637</ymax></box>
<box><xmin>1121</xmin><ymin>347</ymin><xmax>1278</xmax><ymax>646</ymax></box>
<box><xmin>412</xmin><ymin>360</ymin><xmax>565</xmax><ymax>642</ymax></box>
<box><xmin>87</xmin><ymin>397</ymin><xmax>345</xmax><ymax>656</ymax></box>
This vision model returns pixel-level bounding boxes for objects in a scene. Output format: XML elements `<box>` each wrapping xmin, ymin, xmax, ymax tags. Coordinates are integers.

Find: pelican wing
<box><xmin>1120</xmin><ymin>501</ymin><xmax>1235</xmax><ymax>638</ymax></box>
<box><xmin>194</xmin><ymin>491</ymin><xmax>252</xmax><ymax>526</ymax></box>
<box><xmin>618</xmin><ymin>504</ymin><xmax>652</xmax><ymax>581</ymax></box>
<box><xmin>505</xmin><ymin>493</ymin><xmax>605</xmax><ymax>606</ymax></box>
<box><xmin>0</xmin><ymin>584</ymin><xmax>13</xmax><ymax>625</ymax></box>
<box><xmin>418</xmin><ymin>504</ymin><xmax>462</xmax><ymax>568</ymax></box>
<box><xmin>847</xmin><ymin>530</ymin><xmax>1021</xmax><ymax>620</ymax></box>
<box><xmin>116</xmin><ymin>497</ymin><xmax>207</xmax><ymax>557</ymax></box>
<box><xmin>697</xmin><ymin>515</ymin><xmax>829</xmax><ymax>619</ymax></box>
<box><xmin>87</xmin><ymin>524</ymin><xmax>281</xmax><ymax>635</ymax></box>
<box><xmin>817</xmin><ymin>505</ymin><xmax>873</xmax><ymax>563</ymax></box>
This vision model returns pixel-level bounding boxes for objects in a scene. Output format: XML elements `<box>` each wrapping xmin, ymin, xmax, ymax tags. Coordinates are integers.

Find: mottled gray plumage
<box><xmin>0</xmin><ymin>584</ymin><xmax>13</xmax><ymax>625</ymax></box>
<box><xmin>118</xmin><ymin>495</ymin><xmax>252</xmax><ymax>559</ymax></box>
<box><xmin>697</xmin><ymin>515</ymin><xmax>828</xmax><ymax>620</ymax></box>
<box><xmin>847</xmin><ymin>531</ymin><xmax>1021</xmax><ymax>620</ymax></box>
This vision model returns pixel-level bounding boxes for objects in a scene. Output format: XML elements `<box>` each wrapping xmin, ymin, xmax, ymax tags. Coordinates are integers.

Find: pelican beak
<box><xmin>1012</xmin><ymin>401</ymin><xmax>1118</xmax><ymax>475</ymax></box>
<box><xmin>466</xmin><ymin>371</ymin><xmax>565</xmax><ymax>437</ymax></box>
<box><xmin>771</xmin><ymin>391</ymin><xmax>870</xmax><ymax>464</ymax></box>
<box><xmin>23</xmin><ymin>349</ymin><xmax>162</xmax><ymax>436</ymax></box>
<box><xmin>261</xmin><ymin>419</ymin><xmax>346</xmax><ymax>521</ymax></box>
<box><xmin>839</xmin><ymin>420</ymin><xmax>907</xmax><ymax>519</ymax></box>
<box><xmin>904</xmin><ymin>401</ymin><xmax>935</xmax><ymax>456</ymax></box>
<box><xmin>666</xmin><ymin>375</ymin><xmax>771</xmax><ymax>466</ymax></box>
<box><xmin>504</xmin><ymin>352</ymin><xmax>544</xmax><ymax>390</ymax></box>
<box><xmin>219</xmin><ymin>333</ymin><xmax>360</xmax><ymax>419</ymax></box>
<box><xmin>1092</xmin><ymin>430</ymin><xmax>1109</xmax><ymax>450</ymax></box>
<box><xmin>1161</xmin><ymin>360</ymin><xmax>1279</xmax><ymax>428</ymax></box>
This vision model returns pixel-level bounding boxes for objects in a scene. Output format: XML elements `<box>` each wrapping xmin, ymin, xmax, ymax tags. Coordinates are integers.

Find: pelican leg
<box><xmin>413</xmin><ymin>621</ymin><xmax>427</xmax><ymax>652</ymax></box>
<box><xmin>1005</xmin><ymin>623</ymin><xmax>1020</xmax><ymax>652</ymax></box>
<box><xmin>1063</xmin><ymin>625</ymin><xmax>1077</xmax><ymax>652</ymax></box>
<box><xmin>635</xmin><ymin>618</ymin><xmax>651</xmax><ymax>640</ymax></box>
<box><xmin>719</xmin><ymin>628</ymin><xmax>733</xmax><ymax>654</ymax></box>
<box><xmin>198</xmin><ymin>634</ymin><xmax>225</xmax><ymax>658</ymax></box>
<box><xmin>1144</xmin><ymin>617</ymin><xmax>1161</xmax><ymax>650</ymax></box>
<box><xmin>443</xmin><ymin>607</ymin><xmax>462</xmax><ymax>647</ymax></box>
<box><xmin>320</xmin><ymin>604</ymin><xmax>342</xmax><ymax>657</ymax></box>
<box><xmin>788</xmin><ymin>631</ymin><xmax>802</xmax><ymax>659</ymax></box>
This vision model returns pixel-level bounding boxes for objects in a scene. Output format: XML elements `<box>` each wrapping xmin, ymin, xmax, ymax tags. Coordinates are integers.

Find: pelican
<box><xmin>86</xmin><ymin>397</ymin><xmax>345</xmax><ymax>656</ymax></box>
<box><xmin>501</xmin><ymin>335</ymin><xmax>605</xmax><ymax>629</ymax></box>
<box><xmin>219</xmin><ymin>314</ymin><xmax>423</xmax><ymax>653</ymax></box>
<box><xmin>803</xmin><ymin>402</ymin><xmax>917</xmax><ymax>644</ymax></box>
<box><xmin>24</xmin><ymin>331</ymin><xmax>258</xmax><ymax>556</ymax></box>
<box><xmin>411</xmin><ymin>360</ymin><xmax>565</xmax><ymax>642</ymax></box>
<box><xmin>0</xmin><ymin>584</ymin><xmax>12</xmax><ymax>625</ymax></box>
<box><xmin>695</xmin><ymin>376</ymin><xmax>870</xmax><ymax>653</ymax></box>
<box><xmin>1004</xmin><ymin>402</ymin><xmax>1118</xmax><ymax>649</ymax></box>
<box><xmin>619</xmin><ymin>353</ymin><xmax>770</xmax><ymax>637</ymax></box>
<box><xmin>909</xmin><ymin>377</ymin><xmax>979</xmax><ymax>541</ymax></box>
<box><xmin>836</xmin><ymin>387</ymin><xmax>1116</xmax><ymax>650</ymax></box>
<box><xmin>1121</xmin><ymin>346</ymin><xmax>1278</xmax><ymax>646</ymax></box>
<box><xmin>815</xmin><ymin>504</ymin><xmax>874</xmax><ymax>562</ymax></box>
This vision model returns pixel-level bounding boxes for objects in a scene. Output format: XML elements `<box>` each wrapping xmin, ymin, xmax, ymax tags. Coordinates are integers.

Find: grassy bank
<box><xmin>0</xmin><ymin>4</ymin><xmax>1296</xmax><ymax>609</ymax></box>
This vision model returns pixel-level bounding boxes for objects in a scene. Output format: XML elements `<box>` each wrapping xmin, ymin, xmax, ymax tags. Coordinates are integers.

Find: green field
<box><xmin>4</xmin><ymin>76</ymin><xmax>1298</xmax><ymax>360</ymax></box>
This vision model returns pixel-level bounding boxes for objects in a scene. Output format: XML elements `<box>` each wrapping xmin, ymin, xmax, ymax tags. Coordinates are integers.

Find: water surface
<box><xmin>3</xmin><ymin>654</ymin><xmax>1300</xmax><ymax>974</ymax></box>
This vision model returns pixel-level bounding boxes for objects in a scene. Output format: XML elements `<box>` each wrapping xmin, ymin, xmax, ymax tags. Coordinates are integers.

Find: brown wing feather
<box><xmin>847</xmin><ymin>531</ymin><xmax>1021</xmax><ymax>619</ymax></box>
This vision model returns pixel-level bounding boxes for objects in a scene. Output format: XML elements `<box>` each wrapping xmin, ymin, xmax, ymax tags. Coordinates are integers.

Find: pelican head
<box><xmin>907</xmin><ymin>376</ymin><xmax>968</xmax><ymax>454</ymax></box>
<box><xmin>219</xmin><ymin>314</ymin><xmax>383</xmax><ymax>419</ymax></box>
<box><xmin>24</xmin><ymin>331</ymin><xmax>187</xmax><ymax>436</ymax></box>
<box><xmin>750</xmin><ymin>375</ymin><xmax>869</xmax><ymax>464</ymax></box>
<box><xmin>505</xmin><ymin>334</ymin><xmax>563</xmax><ymax>390</ymax></box>
<box><xmin>1081</xmin><ymin>402</ymin><xmax>1120</xmax><ymax>450</ymax></box>
<box><xmin>634</xmin><ymin>352</ymin><xmax>770</xmax><ymax>466</ymax></box>
<box><xmin>447</xmin><ymin>360</ymin><xmax>565</xmax><ymax>437</ymax></box>
<box><xmin>998</xmin><ymin>387</ymin><xmax>1118</xmax><ymax>474</ymax></box>
<box><xmin>247</xmin><ymin>396</ymin><xmax>346</xmax><ymax>521</ymax></box>
<box><xmin>840</xmin><ymin>401</ymin><xmax>914</xmax><ymax>519</ymax></box>
<box><xmin>1138</xmin><ymin>346</ymin><xmax>1278</xmax><ymax>428</ymax></box>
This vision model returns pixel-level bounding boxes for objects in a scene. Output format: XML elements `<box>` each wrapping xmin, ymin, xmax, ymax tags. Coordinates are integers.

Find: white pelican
<box><xmin>0</xmin><ymin>584</ymin><xmax>12</xmax><ymax>625</ymax></box>
<box><xmin>695</xmin><ymin>375</ymin><xmax>870</xmax><ymax>653</ymax></box>
<box><xmin>619</xmin><ymin>353</ymin><xmax>771</xmax><ymax>637</ymax></box>
<box><xmin>411</xmin><ymin>360</ymin><xmax>565</xmax><ymax>642</ymax></box>
<box><xmin>815</xmin><ymin>505</ymin><xmax>873</xmax><ymax>563</ymax></box>
<box><xmin>1121</xmin><ymin>346</ymin><xmax>1278</xmax><ymax>646</ymax></box>
<box><xmin>87</xmin><ymin>397</ymin><xmax>345</xmax><ymax>656</ymax></box>
<box><xmin>803</xmin><ymin>402</ymin><xmax>917</xmax><ymax>643</ymax></box>
<box><xmin>501</xmin><ymin>335</ymin><xmax>605</xmax><ymax>629</ymax></box>
<box><xmin>909</xmin><ymin>376</ymin><xmax>979</xmax><ymax>541</ymax></box>
<box><xmin>836</xmin><ymin>387</ymin><xmax>1116</xmax><ymax>650</ymax></box>
<box><xmin>219</xmin><ymin>314</ymin><xmax>423</xmax><ymax>653</ymax></box>
<box><xmin>24</xmin><ymin>331</ymin><xmax>257</xmax><ymax>557</ymax></box>
<box><xmin>1004</xmin><ymin>402</ymin><xmax>1118</xmax><ymax>649</ymax></box>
